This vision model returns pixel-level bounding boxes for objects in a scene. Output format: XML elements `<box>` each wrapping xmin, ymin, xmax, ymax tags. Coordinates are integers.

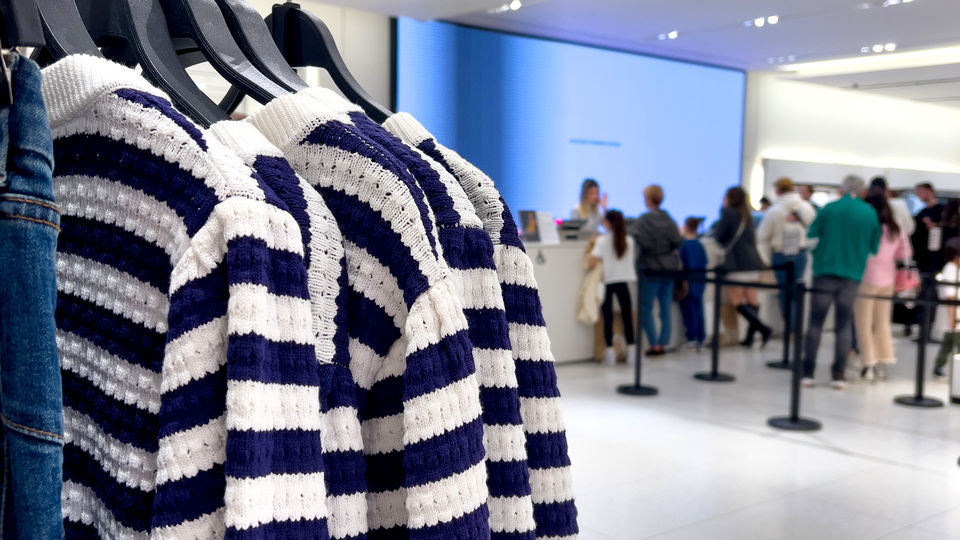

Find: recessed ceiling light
<box><xmin>872</xmin><ymin>44</ymin><xmax>884</xmax><ymax>53</ymax></box>
<box><xmin>658</xmin><ymin>33</ymin><xmax>667</xmax><ymax>40</ymax></box>
<box><xmin>767</xmin><ymin>57</ymin><xmax>775</xmax><ymax>64</ymax></box>
<box><xmin>744</xmin><ymin>20</ymin><xmax>754</xmax><ymax>27</ymax></box>
<box><xmin>754</xmin><ymin>17</ymin><xmax>766</xmax><ymax>27</ymax></box>
<box><xmin>788</xmin><ymin>55</ymin><xmax>796</xmax><ymax>61</ymax></box>
<box><xmin>885</xmin><ymin>42</ymin><xmax>897</xmax><ymax>52</ymax></box>
<box><xmin>767</xmin><ymin>15</ymin><xmax>780</xmax><ymax>25</ymax></box>
<box><xmin>667</xmin><ymin>30</ymin><xmax>679</xmax><ymax>40</ymax></box>
<box><xmin>861</xmin><ymin>46</ymin><xmax>871</xmax><ymax>53</ymax></box>
<box><xmin>509</xmin><ymin>0</ymin><xmax>522</xmax><ymax>10</ymax></box>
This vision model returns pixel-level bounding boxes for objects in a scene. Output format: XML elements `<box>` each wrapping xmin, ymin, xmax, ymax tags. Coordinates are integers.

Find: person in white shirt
<box><xmin>871</xmin><ymin>177</ymin><xmax>915</xmax><ymax>237</ymax></box>
<box><xmin>933</xmin><ymin>237</ymin><xmax>960</xmax><ymax>378</ymax></box>
<box><xmin>756</xmin><ymin>177</ymin><xmax>817</xmax><ymax>319</ymax></box>
<box><xmin>589</xmin><ymin>209</ymin><xmax>637</xmax><ymax>364</ymax></box>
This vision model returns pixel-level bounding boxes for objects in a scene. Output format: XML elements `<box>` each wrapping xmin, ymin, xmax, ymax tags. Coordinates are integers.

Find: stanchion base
<box><xmin>693</xmin><ymin>372</ymin><xmax>736</xmax><ymax>383</ymax></box>
<box><xmin>768</xmin><ymin>416</ymin><xmax>822</xmax><ymax>431</ymax></box>
<box><xmin>616</xmin><ymin>384</ymin><xmax>659</xmax><ymax>397</ymax></box>
<box><xmin>894</xmin><ymin>395</ymin><xmax>944</xmax><ymax>408</ymax></box>
<box><xmin>766</xmin><ymin>360</ymin><xmax>791</xmax><ymax>370</ymax></box>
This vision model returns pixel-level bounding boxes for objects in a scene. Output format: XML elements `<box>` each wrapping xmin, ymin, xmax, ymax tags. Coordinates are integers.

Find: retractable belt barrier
<box><xmin>615</xmin><ymin>261</ymin><xmax>959</xmax><ymax>433</ymax></box>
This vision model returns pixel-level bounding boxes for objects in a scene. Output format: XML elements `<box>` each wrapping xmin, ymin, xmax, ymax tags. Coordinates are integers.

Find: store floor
<box><xmin>559</xmin><ymin>335</ymin><xmax>960</xmax><ymax>539</ymax></box>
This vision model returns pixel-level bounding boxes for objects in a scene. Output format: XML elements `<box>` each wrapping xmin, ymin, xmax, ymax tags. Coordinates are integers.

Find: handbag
<box><xmin>714</xmin><ymin>220</ymin><xmax>746</xmax><ymax>267</ymax></box>
<box><xmin>895</xmin><ymin>268</ymin><xmax>920</xmax><ymax>293</ymax></box>
<box><xmin>673</xmin><ymin>279</ymin><xmax>690</xmax><ymax>301</ymax></box>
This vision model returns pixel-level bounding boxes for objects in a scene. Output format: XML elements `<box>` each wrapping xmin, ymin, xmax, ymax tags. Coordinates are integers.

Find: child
<box><xmin>679</xmin><ymin>217</ymin><xmax>708</xmax><ymax>349</ymax></box>
<box><xmin>589</xmin><ymin>210</ymin><xmax>637</xmax><ymax>365</ymax></box>
<box><xmin>933</xmin><ymin>237</ymin><xmax>960</xmax><ymax>378</ymax></box>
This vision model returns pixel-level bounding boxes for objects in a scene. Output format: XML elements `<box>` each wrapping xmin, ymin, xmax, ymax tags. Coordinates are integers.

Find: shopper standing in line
<box><xmin>757</xmin><ymin>177</ymin><xmax>817</xmax><ymax>323</ymax></box>
<box><xmin>871</xmin><ymin>177</ymin><xmax>915</xmax><ymax>237</ymax></box>
<box><xmin>630</xmin><ymin>184</ymin><xmax>683</xmax><ymax>356</ymax></box>
<box><xmin>932</xmin><ymin>237</ymin><xmax>960</xmax><ymax>379</ymax></box>
<box><xmin>912</xmin><ymin>182</ymin><xmax>944</xmax><ymax>342</ymax></box>
<box><xmin>715</xmin><ymin>186</ymin><xmax>772</xmax><ymax>348</ymax></box>
<box><xmin>855</xmin><ymin>187</ymin><xmax>911</xmax><ymax>382</ymax></box>
<box><xmin>589</xmin><ymin>210</ymin><xmax>637</xmax><ymax>365</ymax></box>
<box><xmin>798</xmin><ymin>184</ymin><xmax>820</xmax><ymax>212</ymax></box>
<box><xmin>572</xmin><ymin>178</ymin><xmax>607</xmax><ymax>233</ymax></box>
<box><xmin>803</xmin><ymin>175</ymin><xmax>881</xmax><ymax>390</ymax></box>
<box><xmin>679</xmin><ymin>217</ymin><xmax>708</xmax><ymax>350</ymax></box>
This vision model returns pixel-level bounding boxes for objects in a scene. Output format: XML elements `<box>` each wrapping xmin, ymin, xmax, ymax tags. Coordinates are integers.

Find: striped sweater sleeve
<box><xmin>249</xmin><ymin>88</ymin><xmax>490</xmax><ymax>540</ymax></box>
<box><xmin>383</xmin><ymin>113</ymin><xmax>579</xmax><ymax>540</ymax></box>
<box><xmin>361</xmin><ymin>114</ymin><xmax>538</xmax><ymax>540</ymax></box>
<box><xmin>210</xmin><ymin>121</ymin><xmax>368</xmax><ymax>540</ymax></box>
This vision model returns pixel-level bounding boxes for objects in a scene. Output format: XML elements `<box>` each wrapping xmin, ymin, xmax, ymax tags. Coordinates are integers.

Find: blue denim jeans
<box><xmin>771</xmin><ymin>251</ymin><xmax>807</xmax><ymax>318</ymax></box>
<box><xmin>0</xmin><ymin>53</ymin><xmax>62</xmax><ymax>539</ymax></box>
<box><xmin>641</xmin><ymin>277</ymin><xmax>673</xmax><ymax>346</ymax></box>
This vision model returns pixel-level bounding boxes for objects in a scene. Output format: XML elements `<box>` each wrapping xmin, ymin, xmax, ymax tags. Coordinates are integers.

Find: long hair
<box><xmin>864</xmin><ymin>187</ymin><xmax>900</xmax><ymax>236</ymax></box>
<box><xmin>606</xmin><ymin>209</ymin><xmax>628</xmax><ymax>259</ymax></box>
<box><xmin>724</xmin><ymin>186</ymin><xmax>752</xmax><ymax>224</ymax></box>
<box><xmin>578</xmin><ymin>178</ymin><xmax>599</xmax><ymax>218</ymax></box>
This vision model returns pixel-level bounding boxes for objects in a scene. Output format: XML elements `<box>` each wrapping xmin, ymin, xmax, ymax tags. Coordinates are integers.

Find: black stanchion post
<box><xmin>695</xmin><ymin>267</ymin><xmax>735</xmax><ymax>382</ymax></box>
<box><xmin>767</xmin><ymin>261</ymin><xmax>795</xmax><ymax>370</ymax></box>
<box><xmin>894</xmin><ymin>279</ymin><xmax>943</xmax><ymax>408</ymax></box>
<box><xmin>769</xmin><ymin>281</ymin><xmax>822</xmax><ymax>431</ymax></box>
<box><xmin>617</xmin><ymin>271</ymin><xmax>658</xmax><ymax>396</ymax></box>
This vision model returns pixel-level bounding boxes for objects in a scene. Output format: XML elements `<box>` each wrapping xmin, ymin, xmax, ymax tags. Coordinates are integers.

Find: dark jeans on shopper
<box><xmin>804</xmin><ymin>275</ymin><xmax>860</xmax><ymax>379</ymax></box>
<box><xmin>679</xmin><ymin>294</ymin><xmax>705</xmax><ymax>344</ymax></box>
<box><xmin>771</xmin><ymin>251</ymin><xmax>807</xmax><ymax>317</ymax></box>
<box><xmin>601</xmin><ymin>282</ymin><xmax>635</xmax><ymax>347</ymax></box>
<box><xmin>642</xmin><ymin>277</ymin><xmax>674</xmax><ymax>347</ymax></box>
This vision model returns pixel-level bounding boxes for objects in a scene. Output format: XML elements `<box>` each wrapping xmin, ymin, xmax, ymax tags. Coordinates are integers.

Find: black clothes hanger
<box><xmin>267</xmin><ymin>2</ymin><xmax>392</xmax><ymax>123</ymax></box>
<box><xmin>0</xmin><ymin>0</ymin><xmax>44</xmax><ymax>104</ymax></box>
<box><xmin>0</xmin><ymin>0</ymin><xmax>44</xmax><ymax>49</ymax></box>
<box><xmin>158</xmin><ymin>0</ymin><xmax>288</xmax><ymax>105</ymax></box>
<box><xmin>32</xmin><ymin>0</ymin><xmax>101</xmax><ymax>64</ymax></box>
<box><xmin>76</xmin><ymin>0</ymin><xmax>229</xmax><ymax>126</ymax></box>
<box><xmin>214</xmin><ymin>0</ymin><xmax>306</xmax><ymax>92</ymax></box>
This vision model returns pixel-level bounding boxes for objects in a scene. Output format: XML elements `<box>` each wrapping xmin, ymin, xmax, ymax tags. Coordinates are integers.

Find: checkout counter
<box><xmin>525</xmin><ymin>237</ymin><xmax>783</xmax><ymax>364</ymax></box>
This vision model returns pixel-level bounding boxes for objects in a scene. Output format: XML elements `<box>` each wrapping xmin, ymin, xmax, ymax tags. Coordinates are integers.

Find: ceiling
<box><xmin>317</xmin><ymin>0</ymin><xmax>960</xmax><ymax>106</ymax></box>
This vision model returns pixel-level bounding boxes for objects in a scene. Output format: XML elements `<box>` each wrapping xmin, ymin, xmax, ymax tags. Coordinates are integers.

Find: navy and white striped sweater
<box><xmin>249</xmin><ymin>88</ymin><xmax>490</xmax><ymax>540</ymax></box>
<box><xmin>45</xmin><ymin>55</ymin><xmax>325</xmax><ymax>539</ymax></box>
<box><xmin>210</xmin><ymin>121</ymin><xmax>369</xmax><ymax>540</ymax></box>
<box><xmin>351</xmin><ymin>114</ymin><xmax>537</xmax><ymax>539</ymax></box>
<box><xmin>383</xmin><ymin>113</ymin><xmax>579</xmax><ymax>540</ymax></box>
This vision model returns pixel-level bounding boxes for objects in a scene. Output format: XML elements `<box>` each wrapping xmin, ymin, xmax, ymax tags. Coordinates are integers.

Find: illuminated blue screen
<box><xmin>396</xmin><ymin>19</ymin><xmax>746</xmax><ymax>225</ymax></box>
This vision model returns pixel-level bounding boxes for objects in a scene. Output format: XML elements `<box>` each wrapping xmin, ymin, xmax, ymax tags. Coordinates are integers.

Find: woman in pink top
<box><xmin>855</xmin><ymin>187</ymin><xmax>912</xmax><ymax>381</ymax></box>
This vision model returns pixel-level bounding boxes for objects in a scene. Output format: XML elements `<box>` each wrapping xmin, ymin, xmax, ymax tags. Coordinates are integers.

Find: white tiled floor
<box><xmin>557</xmin><ymin>336</ymin><xmax>960</xmax><ymax>539</ymax></box>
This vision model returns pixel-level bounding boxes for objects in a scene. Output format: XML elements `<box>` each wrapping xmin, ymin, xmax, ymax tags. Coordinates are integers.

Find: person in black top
<box><xmin>715</xmin><ymin>186</ymin><xmax>772</xmax><ymax>347</ymax></box>
<box><xmin>912</xmin><ymin>182</ymin><xmax>944</xmax><ymax>274</ymax></box>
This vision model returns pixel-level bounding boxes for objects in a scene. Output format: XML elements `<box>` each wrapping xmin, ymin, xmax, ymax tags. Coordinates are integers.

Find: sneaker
<box><xmin>801</xmin><ymin>377</ymin><xmax>815</xmax><ymax>388</ymax></box>
<box><xmin>933</xmin><ymin>367</ymin><xmax>947</xmax><ymax>380</ymax></box>
<box><xmin>861</xmin><ymin>366</ymin><xmax>876</xmax><ymax>382</ymax></box>
<box><xmin>830</xmin><ymin>375</ymin><xmax>847</xmax><ymax>390</ymax></box>
<box><xmin>603</xmin><ymin>347</ymin><xmax>617</xmax><ymax>366</ymax></box>
<box><xmin>626</xmin><ymin>344</ymin><xmax>637</xmax><ymax>365</ymax></box>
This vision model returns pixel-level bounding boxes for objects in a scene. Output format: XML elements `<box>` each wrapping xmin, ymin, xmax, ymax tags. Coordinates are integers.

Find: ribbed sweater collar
<box><xmin>247</xmin><ymin>87</ymin><xmax>361</xmax><ymax>149</ymax></box>
<box><xmin>382</xmin><ymin>112</ymin><xmax>433</xmax><ymax>146</ymax></box>
<box><xmin>41</xmin><ymin>54</ymin><xmax>166</xmax><ymax>128</ymax></box>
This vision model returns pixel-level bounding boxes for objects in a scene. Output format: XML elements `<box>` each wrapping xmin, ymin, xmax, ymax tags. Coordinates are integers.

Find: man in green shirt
<box><xmin>803</xmin><ymin>175</ymin><xmax>881</xmax><ymax>389</ymax></box>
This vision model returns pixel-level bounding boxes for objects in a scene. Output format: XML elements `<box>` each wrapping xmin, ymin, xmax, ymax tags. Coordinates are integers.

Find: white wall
<box><xmin>742</xmin><ymin>72</ymin><xmax>960</xmax><ymax>202</ymax></box>
<box><xmin>230</xmin><ymin>1</ymin><xmax>392</xmax><ymax>114</ymax></box>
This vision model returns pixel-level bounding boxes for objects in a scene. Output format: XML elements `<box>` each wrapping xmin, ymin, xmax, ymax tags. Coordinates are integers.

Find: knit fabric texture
<box><xmin>248</xmin><ymin>88</ymin><xmax>490</xmax><ymax>540</ymax></box>
<box><xmin>45</xmin><ymin>55</ymin><xmax>324</xmax><ymax>539</ymax></box>
<box><xmin>210</xmin><ymin>121</ymin><xmax>369</xmax><ymax>540</ymax></box>
<box><xmin>354</xmin><ymin>114</ymin><xmax>536</xmax><ymax>539</ymax></box>
<box><xmin>383</xmin><ymin>113</ymin><xmax>578</xmax><ymax>540</ymax></box>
